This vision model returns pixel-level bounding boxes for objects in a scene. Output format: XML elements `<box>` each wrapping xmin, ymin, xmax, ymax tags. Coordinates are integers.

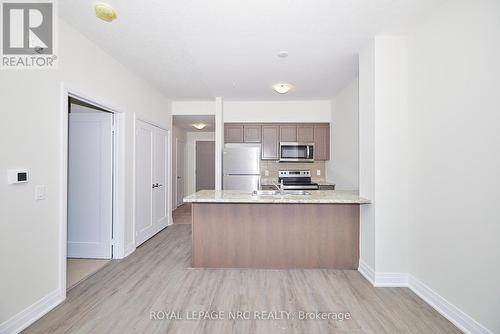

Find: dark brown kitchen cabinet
<box><xmin>314</xmin><ymin>124</ymin><xmax>330</xmax><ymax>161</ymax></box>
<box><xmin>224</xmin><ymin>124</ymin><xmax>244</xmax><ymax>143</ymax></box>
<box><xmin>243</xmin><ymin>124</ymin><xmax>261</xmax><ymax>143</ymax></box>
<box><xmin>279</xmin><ymin>124</ymin><xmax>297</xmax><ymax>142</ymax></box>
<box><xmin>297</xmin><ymin>124</ymin><xmax>314</xmax><ymax>142</ymax></box>
<box><xmin>261</xmin><ymin>125</ymin><xmax>279</xmax><ymax>160</ymax></box>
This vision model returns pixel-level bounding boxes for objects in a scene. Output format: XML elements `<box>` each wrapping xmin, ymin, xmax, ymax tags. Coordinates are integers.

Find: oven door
<box><xmin>279</xmin><ymin>142</ymin><xmax>314</xmax><ymax>162</ymax></box>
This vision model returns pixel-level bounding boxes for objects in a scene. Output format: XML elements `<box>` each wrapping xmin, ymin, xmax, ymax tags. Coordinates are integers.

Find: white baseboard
<box><xmin>408</xmin><ymin>275</ymin><xmax>492</xmax><ymax>334</ymax></box>
<box><xmin>358</xmin><ymin>261</ymin><xmax>492</xmax><ymax>334</ymax></box>
<box><xmin>358</xmin><ymin>260</ymin><xmax>408</xmax><ymax>287</ymax></box>
<box><xmin>0</xmin><ymin>289</ymin><xmax>64</xmax><ymax>334</ymax></box>
<box><xmin>123</xmin><ymin>243</ymin><xmax>136</xmax><ymax>258</ymax></box>
<box><xmin>358</xmin><ymin>259</ymin><xmax>376</xmax><ymax>285</ymax></box>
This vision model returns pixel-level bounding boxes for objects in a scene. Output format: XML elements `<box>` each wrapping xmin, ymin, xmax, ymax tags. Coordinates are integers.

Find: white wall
<box><xmin>327</xmin><ymin>79</ymin><xmax>359</xmax><ymax>190</ymax></box>
<box><xmin>0</xmin><ymin>19</ymin><xmax>171</xmax><ymax>328</ymax></box>
<box><xmin>185</xmin><ymin>132</ymin><xmax>216</xmax><ymax>196</ymax></box>
<box><xmin>223</xmin><ymin>100</ymin><xmax>331</xmax><ymax>122</ymax></box>
<box><xmin>172</xmin><ymin>101</ymin><xmax>215</xmax><ymax>115</ymax></box>
<box><xmin>358</xmin><ymin>40</ymin><xmax>376</xmax><ymax>270</ymax></box>
<box><xmin>406</xmin><ymin>0</ymin><xmax>500</xmax><ymax>332</ymax></box>
<box><xmin>358</xmin><ymin>0</ymin><xmax>500</xmax><ymax>332</ymax></box>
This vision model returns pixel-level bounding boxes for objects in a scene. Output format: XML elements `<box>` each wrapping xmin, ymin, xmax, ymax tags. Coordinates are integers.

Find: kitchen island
<box><xmin>184</xmin><ymin>190</ymin><xmax>370</xmax><ymax>269</ymax></box>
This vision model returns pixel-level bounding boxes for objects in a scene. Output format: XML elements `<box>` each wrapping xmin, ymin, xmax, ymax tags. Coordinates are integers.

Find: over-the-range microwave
<box><xmin>279</xmin><ymin>142</ymin><xmax>314</xmax><ymax>162</ymax></box>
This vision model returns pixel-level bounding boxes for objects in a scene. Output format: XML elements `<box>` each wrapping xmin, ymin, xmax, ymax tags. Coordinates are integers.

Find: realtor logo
<box><xmin>1</xmin><ymin>1</ymin><xmax>57</xmax><ymax>68</ymax></box>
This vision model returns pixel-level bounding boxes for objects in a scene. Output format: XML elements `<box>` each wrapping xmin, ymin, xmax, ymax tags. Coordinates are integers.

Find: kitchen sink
<box><xmin>252</xmin><ymin>190</ymin><xmax>280</xmax><ymax>196</ymax></box>
<box><xmin>283</xmin><ymin>190</ymin><xmax>311</xmax><ymax>196</ymax></box>
<box><xmin>252</xmin><ymin>190</ymin><xmax>311</xmax><ymax>196</ymax></box>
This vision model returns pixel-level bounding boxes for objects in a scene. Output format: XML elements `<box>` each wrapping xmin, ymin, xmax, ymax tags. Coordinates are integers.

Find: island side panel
<box><xmin>191</xmin><ymin>203</ymin><xmax>359</xmax><ymax>269</ymax></box>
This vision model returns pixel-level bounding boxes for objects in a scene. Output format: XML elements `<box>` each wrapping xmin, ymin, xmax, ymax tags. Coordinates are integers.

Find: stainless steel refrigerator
<box><xmin>223</xmin><ymin>144</ymin><xmax>261</xmax><ymax>191</ymax></box>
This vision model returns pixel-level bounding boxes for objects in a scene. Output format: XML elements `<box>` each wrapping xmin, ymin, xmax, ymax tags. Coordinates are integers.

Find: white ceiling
<box><xmin>60</xmin><ymin>0</ymin><xmax>444</xmax><ymax>100</ymax></box>
<box><xmin>173</xmin><ymin>115</ymin><xmax>215</xmax><ymax>132</ymax></box>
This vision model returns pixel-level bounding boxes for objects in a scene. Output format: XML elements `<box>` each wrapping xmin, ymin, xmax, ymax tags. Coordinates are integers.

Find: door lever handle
<box><xmin>152</xmin><ymin>183</ymin><xmax>158</xmax><ymax>188</ymax></box>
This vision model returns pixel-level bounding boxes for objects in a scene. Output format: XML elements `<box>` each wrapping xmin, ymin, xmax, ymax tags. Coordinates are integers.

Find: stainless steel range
<box><xmin>278</xmin><ymin>170</ymin><xmax>319</xmax><ymax>190</ymax></box>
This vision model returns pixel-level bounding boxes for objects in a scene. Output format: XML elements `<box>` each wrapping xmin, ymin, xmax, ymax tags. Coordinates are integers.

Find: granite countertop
<box><xmin>184</xmin><ymin>190</ymin><xmax>371</xmax><ymax>204</ymax></box>
<box><xmin>260</xmin><ymin>177</ymin><xmax>335</xmax><ymax>186</ymax></box>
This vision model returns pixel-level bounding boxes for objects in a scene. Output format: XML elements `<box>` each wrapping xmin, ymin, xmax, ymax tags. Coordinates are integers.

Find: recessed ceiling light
<box><xmin>192</xmin><ymin>122</ymin><xmax>207</xmax><ymax>130</ymax></box>
<box><xmin>272</xmin><ymin>83</ymin><xmax>293</xmax><ymax>94</ymax></box>
<box><xmin>277</xmin><ymin>51</ymin><xmax>289</xmax><ymax>58</ymax></box>
<box><xmin>95</xmin><ymin>3</ymin><xmax>118</xmax><ymax>22</ymax></box>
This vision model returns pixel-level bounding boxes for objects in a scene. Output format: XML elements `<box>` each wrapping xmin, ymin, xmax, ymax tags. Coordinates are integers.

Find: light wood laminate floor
<box><xmin>67</xmin><ymin>258</ymin><xmax>110</xmax><ymax>290</ymax></box>
<box><xmin>25</xmin><ymin>224</ymin><xmax>460</xmax><ymax>334</ymax></box>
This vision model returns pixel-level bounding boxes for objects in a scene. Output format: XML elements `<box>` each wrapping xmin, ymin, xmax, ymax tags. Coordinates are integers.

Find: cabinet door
<box><xmin>314</xmin><ymin>124</ymin><xmax>330</xmax><ymax>161</ymax></box>
<box><xmin>243</xmin><ymin>124</ymin><xmax>261</xmax><ymax>143</ymax></box>
<box><xmin>262</xmin><ymin>125</ymin><xmax>279</xmax><ymax>160</ymax></box>
<box><xmin>297</xmin><ymin>124</ymin><xmax>314</xmax><ymax>142</ymax></box>
<box><xmin>280</xmin><ymin>124</ymin><xmax>297</xmax><ymax>142</ymax></box>
<box><xmin>225</xmin><ymin>124</ymin><xmax>244</xmax><ymax>143</ymax></box>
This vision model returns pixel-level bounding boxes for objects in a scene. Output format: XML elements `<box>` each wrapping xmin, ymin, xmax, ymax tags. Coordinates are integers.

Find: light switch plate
<box><xmin>316</xmin><ymin>170</ymin><xmax>321</xmax><ymax>176</ymax></box>
<box><xmin>35</xmin><ymin>185</ymin><xmax>46</xmax><ymax>200</ymax></box>
<box><xmin>264</xmin><ymin>170</ymin><xmax>269</xmax><ymax>177</ymax></box>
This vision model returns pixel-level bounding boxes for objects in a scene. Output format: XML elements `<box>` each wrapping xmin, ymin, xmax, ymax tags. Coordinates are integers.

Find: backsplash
<box><xmin>260</xmin><ymin>160</ymin><xmax>326</xmax><ymax>179</ymax></box>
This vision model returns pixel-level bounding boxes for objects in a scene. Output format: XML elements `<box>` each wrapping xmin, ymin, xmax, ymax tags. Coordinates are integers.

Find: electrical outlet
<box><xmin>316</xmin><ymin>170</ymin><xmax>321</xmax><ymax>176</ymax></box>
<box><xmin>264</xmin><ymin>170</ymin><xmax>269</xmax><ymax>177</ymax></box>
<box><xmin>35</xmin><ymin>185</ymin><xmax>46</xmax><ymax>200</ymax></box>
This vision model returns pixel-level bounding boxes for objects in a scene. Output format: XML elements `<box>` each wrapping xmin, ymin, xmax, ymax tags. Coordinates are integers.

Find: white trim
<box><xmin>358</xmin><ymin>262</ymin><xmax>493</xmax><ymax>334</ymax></box>
<box><xmin>358</xmin><ymin>260</ymin><xmax>407</xmax><ymax>287</ymax></box>
<box><xmin>408</xmin><ymin>275</ymin><xmax>493</xmax><ymax>334</ymax></box>
<box><xmin>175</xmin><ymin>138</ymin><xmax>186</xmax><ymax>208</ymax></box>
<box><xmin>358</xmin><ymin>259</ymin><xmax>376</xmax><ymax>285</ymax></box>
<box><xmin>0</xmin><ymin>289</ymin><xmax>64</xmax><ymax>334</ymax></box>
<box><xmin>123</xmin><ymin>243</ymin><xmax>136</xmax><ymax>258</ymax></box>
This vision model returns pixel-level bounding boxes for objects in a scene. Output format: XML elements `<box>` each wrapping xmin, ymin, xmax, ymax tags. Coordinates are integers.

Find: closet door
<box><xmin>135</xmin><ymin>120</ymin><xmax>169</xmax><ymax>247</ymax></box>
<box><xmin>152</xmin><ymin>127</ymin><xmax>169</xmax><ymax>231</ymax></box>
<box><xmin>135</xmin><ymin>121</ymin><xmax>154</xmax><ymax>246</ymax></box>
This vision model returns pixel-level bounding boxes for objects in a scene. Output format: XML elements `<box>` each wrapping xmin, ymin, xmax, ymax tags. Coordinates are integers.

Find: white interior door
<box><xmin>135</xmin><ymin>120</ymin><xmax>169</xmax><ymax>247</ymax></box>
<box><xmin>68</xmin><ymin>112</ymin><xmax>113</xmax><ymax>259</ymax></box>
<box><xmin>176</xmin><ymin>140</ymin><xmax>185</xmax><ymax>207</ymax></box>
<box><xmin>153</xmin><ymin>128</ymin><xmax>169</xmax><ymax>229</ymax></box>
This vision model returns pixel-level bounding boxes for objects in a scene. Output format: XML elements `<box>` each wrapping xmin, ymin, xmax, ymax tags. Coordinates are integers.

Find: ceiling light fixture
<box><xmin>95</xmin><ymin>3</ymin><xmax>118</xmax><ymax>22</ymax></box>
<box><xmin>277</xmin><ymin>51</ymin><xmax>289</xmax><ymax>58</ymax></box>
<box><xmin>272</xmin><ymin>83</ymin><xmax>293</xmax><ymax>94</ymax></box>
<box><xmin>192</xmin><ymin>122</ymin><xmax>207</xmax><ymax>130</ymax></box>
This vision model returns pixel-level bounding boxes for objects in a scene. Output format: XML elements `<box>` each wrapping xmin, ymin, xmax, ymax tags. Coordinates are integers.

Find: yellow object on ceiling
<box><xmin>94</xmin><ymin>3</ymin><xmax>117</xmax><ymax>22</ymax></box>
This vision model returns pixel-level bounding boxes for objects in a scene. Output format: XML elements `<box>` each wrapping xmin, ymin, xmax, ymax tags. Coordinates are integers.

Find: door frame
<box><xmin>133</xmin><ymin>117</ymin><xmax>172</xmax><ymax>245</ymax></box>
<box><xmin>59</xmin><ymin>83</ymin><xmax>126</xmax><ymax>299</ymax></box>
<box><xmin>175</xmin><ymin>138</ymin><xmax>186</xmax><ymax>208</ymax></box>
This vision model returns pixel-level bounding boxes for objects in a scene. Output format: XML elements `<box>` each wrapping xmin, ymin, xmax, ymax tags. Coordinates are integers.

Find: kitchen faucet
<box><xmin>271</xmin><ymin>179</ymin><xmax>285</xmax><ymax>195</ymax></box>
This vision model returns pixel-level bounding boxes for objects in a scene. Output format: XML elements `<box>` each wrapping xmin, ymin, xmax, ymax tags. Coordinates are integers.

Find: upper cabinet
<box><xmin>243</xmin><ymin>124</ymin><xmax>261</xmax><ymax>143</ymax></box>
<box><xmin>313</xmin><ymin>124</ymin><xmax>330</xmax><ymax>161</ymax></box>
<box><xmin>261</xmin><ymin>125</ymin><xmax>279</xmax><ymax>160</ymax></box>
<box><xmin>297</xmin><ymin>124</ymin><xmax>314</xmax><ymax>142</ymax></box>
<box><xmin>224</xmin><ymin>124</ymin><xmax>244</xmax><ymax>143</ymax></box>
<box><xmin>224</xmin><ymin>122</ymin><xmax>330</xmax><ymax>161</ymax></box>
<box><xmin>279</xmin><ymin>124</ymin><xmax>297</xmax><ymax>142</ymax></box>
<box><xmin>225</xmin><ymin>124</ymin><xmax>262</xmax><ymax>143</ymax></box>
